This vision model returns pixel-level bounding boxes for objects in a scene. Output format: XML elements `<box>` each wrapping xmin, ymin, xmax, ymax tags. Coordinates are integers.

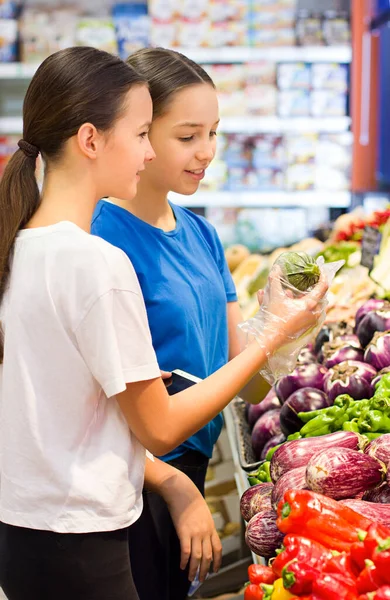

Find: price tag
<box><xmin>361</xmin><ymin>226</ymin><xmax>382</xmax><ymax>271</ymax></box>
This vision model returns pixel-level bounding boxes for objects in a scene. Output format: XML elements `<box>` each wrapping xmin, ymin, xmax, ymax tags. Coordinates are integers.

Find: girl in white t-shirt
<box><xmin>0</xmin><ymin>46</ymin><xmax>326</xmax><ymax>600</ymax></box>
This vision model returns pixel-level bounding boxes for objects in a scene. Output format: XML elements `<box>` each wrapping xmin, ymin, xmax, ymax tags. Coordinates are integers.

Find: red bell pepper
<box><xmin>312</xmin><ymin>572</ymin><xmax>358</xmax><ymax>600</ymax></box>
<box><xmin>364</xmin><ymin>525</ymin><xmax>390</xmax><ymax>560</ymax></box>
<box><xmin>248</xmin><ymin>564</ymin><xmax>276</xmax><ymax>586</ymax></box>
<box><xmin>357</xmin><ymin>563</ymin><xmax>386</xmax><ymax>594</ymax></box>
<box><xmin>277</xmin><ymin>490</ymin><xmax>372</xmax><ymax>552</ymax></box>
<box><xmin>352</xmin><ymin>541</ymin><xmax>371</xmax><ymax>574</ymax></box>
<box><xmin>373</xmin><ymin>538</ymin><xmax>390</xmax><ymax>584</ymax></box>
<box><xmin>244</xmin><ymin>584</ymin><xmax>264</xmax><ymax>600</ymax></box>
<box><xmin>272</xmin><ymin>535</ymin><xmax>332</xmax><ymax>578</ymax></box>
<box><xmin>323</xmin><ymin>551</ymin><xmax>358</xmax><ymax>579</ymax></box>
<box><xmin>282</xmin><ymin>560</ymin><xmax>319</xmax><ymax>595</ymax></box>
<box><xmin>375</xmin><ymin>586</ymin><xmax>390</xmax><ymax>599</ymax></box>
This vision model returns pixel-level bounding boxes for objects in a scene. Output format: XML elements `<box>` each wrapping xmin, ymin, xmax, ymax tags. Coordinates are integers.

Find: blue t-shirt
<box><xmin>91</xmin><ymin>200</ymin><xmax>237</xmax><ymax>461</ymax></box>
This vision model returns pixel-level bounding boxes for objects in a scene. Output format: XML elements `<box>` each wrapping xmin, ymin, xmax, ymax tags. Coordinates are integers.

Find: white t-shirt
<box><xmin>0</xmin><ymin>221</ymin><xmax>160</xmax><ymax>533</ymax></box>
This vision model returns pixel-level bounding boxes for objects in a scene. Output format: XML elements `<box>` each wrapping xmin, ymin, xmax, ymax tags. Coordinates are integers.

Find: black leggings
<box><xmin>128</xmin><ymin>450</ymin><xmax>209</xmax><ymax>600</ymax></box>
<box><xmin>0</xmin><ymin>523</ymin><xmax>139</xmax><ymax>600</ymax></box>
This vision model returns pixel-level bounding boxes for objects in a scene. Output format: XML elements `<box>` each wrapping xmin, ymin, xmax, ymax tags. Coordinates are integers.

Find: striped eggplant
<box><xmin>245</xmin><ymin>509</ymin><xmax>284</xmax><ymax>558</ymax></box>
<box><xmin>306</xmin><ymin>448</ymin><xmax>385</xmax><ymax>499</ymax></box>
<box><xmin>270</xmin><ymin>430</ymin><xmax>363</xmax><ymax>483</ymax></box>
<box><xmin>365</xmin><ymin>434</ymin><xmax>390</xmax><ymax>466</ymax></box>
<box><xmin>362</xmin><ymin>482</ymin><xmax>390</xmax><ymax>503</ymax></box>
<box><xmin>340</xmin><ymin>499</ymin><xmax>390</xmax><ymax>527</ymax></box>
<box><xmin>271</xmin><ymin>466</ymin><xmax>307</xmax><ymax>510</ymax></box>
<box><xmin>240</xmin><ymin>482</ymin><xmax>273</xmax><ymax>522</ymax></box>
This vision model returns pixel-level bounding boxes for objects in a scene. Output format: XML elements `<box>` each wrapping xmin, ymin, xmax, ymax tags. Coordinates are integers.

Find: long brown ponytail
<box><xmin>0</xmin><ymin>45</ymin><xmax>146</xmax><ymax>362</ymax></box>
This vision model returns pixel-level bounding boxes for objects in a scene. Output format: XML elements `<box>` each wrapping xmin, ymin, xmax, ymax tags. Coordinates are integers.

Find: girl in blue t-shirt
<box><xmin>91</xmin><ymin>48</ymin><xmax>288</xmax><ymax>600</ymax></box>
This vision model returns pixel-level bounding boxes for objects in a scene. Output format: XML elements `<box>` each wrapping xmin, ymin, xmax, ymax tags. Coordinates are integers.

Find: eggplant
<box><xmin>314</xmin><ymin>320</ymin><xmax>354</xmax><ymax>355</ymax></box>
<box><xmin>240</xmin><ymin>482</ymin><xmax>273</xmax><ymax>522</ymax></box>
<box><xmin>245</xmin><ymin>509</ymin><xmax>284</xmax><ymax>558</ymax></box>
<box><xmin>306</xmin><ymin>447</ymin><xmax>384</xmax><ymax>499</ymax></box>
<box><xmin>271</xmin><ymin>466</ymin><xmax>307</xmax><ymax>510</ymax></box>
<box><xmin>355</xmin><ymin>299</ymin><xmax>388</xmax><ymax>332</ymax></box>
<box><xmin>275</xmin><ymin>363</ymin><xmax>328</xmax><ymax>404</ymax></box>
<box><xmin>321</xmin><ymin>339</ymin><xmax>364</xmax><ymax>369</ymax></box>
<box><xmin>357</xmin><ymin>308</ymin><xmax>390</xmax><ymax>348</ymax></box>
<box><xmin>260</xmin><ymin>433</ymin><xmax>286</xmax><ymax>460</ymax></box>
<box><xmin>364</xmin><ymin>330</ymin><xmax>390</xmax><ymax>370</ymax></box>
<box><xmin>323</xmin><ymin>360</ymin><xmax>376</xmax><ymax>402</ymax></box>
<box><xmin>365</xmin><ymin>434</ymin><xmax>390</xmax><ymax>466</ymax></box>
<box><xmin>362</xmin><ymin>482</ymin><xmax>390</xmax><ymax>503</ymax></box>
<box><xmin>247</xmin><ymin>388</ymin><xmax>280</xmax><ymax>429</ymax></box>
<box><xmin>279</xmin><ymin>387</ymin><xmax>331</xmax><ymax>436</ymax></box>
<box><xmin>297</xmin><ymin>346</ymin><xmax>317</xmax><ymax>365</ymax></box>
<box><xmin>251</xmin><ymin>409</ymin><xmax>281</xmax><ymax>459</ymax></box>
<box><xmin>371</xmin><ymin>367</ymin><xmax>390</xmax><ymax>390</ymax></box>
<box><xmin>270</xmin><ymin>430</ymin><xmax>362</xmax><ymax>483</ymax></box>
<box><xmin>340</xmin><ymin>499</ymin><xmax>390</xmax><ymax>527</ymax></box>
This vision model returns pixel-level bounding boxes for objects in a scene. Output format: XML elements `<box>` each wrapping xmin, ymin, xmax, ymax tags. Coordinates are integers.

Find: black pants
<box><xmin>0</xmin><ymin>523</ymin><xmax>138</xmax><ymax>600</ymax></box>
<box><xmin>128</xmin><ymin>450</ymin><xmax>209</xmax><ymax>600</ymax></box>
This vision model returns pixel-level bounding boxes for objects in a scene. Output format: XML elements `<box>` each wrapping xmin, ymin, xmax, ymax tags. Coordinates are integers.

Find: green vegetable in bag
<box><xmin>275</xmin><ymin>251</ymin><xmax>321</xmax><ymax>292</ymax></box>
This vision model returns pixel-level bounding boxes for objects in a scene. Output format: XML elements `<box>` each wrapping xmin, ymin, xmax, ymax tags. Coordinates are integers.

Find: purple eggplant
<box><xmin>247</xmin><ymin>388</ymin><xmax>280</xmax><ymax>429</ymax></box>
<box><xmin>365</xmin><ymin>433</ymin><xmax>390</xmax><ymax>465</ymax></box>
<box><xmin>355</xmin><ymin>299</ymin><xmax>388</xmax><ymax>332</ymax></box>
<box><xmin>275</xmin><ymin>363</ymin><xmax>328</xmax><ymax>404</ymax></box>
<box><xmin>321</xmin><ymin>339</ymin><xmax>364</xmax><ymax>369</ymax></box>
<box><xmin>314</xmin><ymin>320</ymin><xmax>354</xmax><ymax>355</ymax></box>
<box><xmin>297</xmin><ymin>346</ymin><xmax>317</xmax><ymax>365</ymax></box>
<box><xmin>323</xmin><ymin>360</ymin><xmax>376</xmax><ymax>402</ymax></box>
<box><xmin>372</xmin><ymin>367</ymin><xmax>390</xmax><ymax>390</ymax></box>
<box><xmin>271</xmin><ymin>466</ymin><xmax>307</xmax><ymax>510</ymax></box>
<box><xmin>340</xmin><ymin>499</ymin><xmax>390</xmax><ymax>527</ymax></box>
<box><xmin>306</xmin><ymin>447</ymin><xmax>384</xmax><ymax>499</ymax></box>
<box><xmin>357</xmin><ymin>308</ymin><xmax>390</xmax><ymax>348</ymax></box>
<box><xmin>270</xmin><ymin>430</ymin><xmax>362</xmax><ymax>483</ymax></box>
<box><xmin>364</xmin><ymin>330</ymin><xmax>390</xmax><ymax>370</ymax></box>
<box><xmin>260</xmin><ymin>433</ymin><xmax>286</xmax><ymax>460</ymax></box>
<box><xmin>279</xmin><ymin>387</ymin><xmax>331</xmax><ymax>436</ymax></box>
<box><xmin>362</xmin><ymin>482</ymin><xmax>390</xmax><ymax>503</ymax></box>
<box><xmin>245</xmin><ymin>509</ymin><xmax>284</xmax><ymax>558</ymax></box>
<box><xmin>240</xmin><ymin>482</ymin><xmax>273</xmax><ymax>522</ymax></box>
<box><xmin>251</xmin><ymin>409</ymin><xmax>281</xmax><ymax>459</ymax></box>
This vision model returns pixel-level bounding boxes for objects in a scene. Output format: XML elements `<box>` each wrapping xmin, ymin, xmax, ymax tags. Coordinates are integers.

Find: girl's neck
<box><xmin>111</xmin><ymin>178</ymin><xmax>176</xmax><ymax>232</ymax></box>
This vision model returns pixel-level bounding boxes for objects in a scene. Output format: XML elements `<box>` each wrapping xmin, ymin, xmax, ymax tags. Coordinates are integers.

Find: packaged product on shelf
<box><xmin>112</xmin><ymin>3</ymin><xmax>149</xmax><ymax>58</ymax></box>
<box><xmin>149</xmin><ymin>18</ymin><xmax>177</xmax><ymax>47</ymax></box>
<box><xmin>209</xmin><ymin>20</ymin><xmax>248</xmax><ymax>47</ymax></box>
<box><xmin>255</xmin><ymin>166</ymin><xmax>285</xmax><ymax>190</ymax></box>
<box><xmin>0</xmin><ymin>18</ymin><xmax>17</xmax><ymax>62</ymax></box>
<box><xmin>203</xmin><ymin>63</ymin><xmax>244</xmax><ymax>92</ymax></box>
<box><xmin>226</xmin><ymin>166</ymin><xmax>249</xmax><ymax>191</ymax></box>
<box><xmin>199</xmin><ymin>159</ymin><xmax>228</xmax><ymax>191</ymax></box>
<box><xmin>249</xmin><ymin>27</ymin><xmax>296</xmax><ymax>47</ymax></box>
<box><xmin>245</xmin><ymin>83</ymin><xmax>277</xmax><ymax>116</ymax></box>
<box><xmin>250</xmin><ymin>6</ymin><xmax>296</xmax><ymax>30</ymax></box>
<box><xmin>295</xmin><ymin>10</ymin><xmax>324</xmax><ymax>46</ymax></box>
<box><xmin>218</xmin><ymin>90</ymin><xmax>246</xmax><ymax>116</ymax></box>
<box><xmin>235</xmin><ymin>208</ymin><xmax>308</xmax><ymax>253</ymax></box>
<box><xmin>176</xmin><ymin>17</ymin><xmax>211</xmax><ymax>47</ymax></box>
<box><xmin>177</xmin><ymin>0</ymin><xmax>208</xmax><ymax>20</ymax></box>
<box><xmin>252</xmin><ymin>134</ymin><xmax>285</xmax><ymax>170</ymax></box>
<box><xmin>311</xmin><ymin>63</ymin><xmax>349</xmax><ymax>92</ymax></box>
<box><xmin>19</xmin><ymin>7</ymin><xmax>79</xmax><ymax>63</ymax></box>
<box><xmin>285</xmin><ymin>162</ymin><xmax>316</xmax><ymax>190</ymax></box>
<box><xmin>148</xmin><ymin>0</ymin><xmax>178</xmax><ymax>20</ymax></box>
<box><xmin>245</xmin><ymin>61</ymin><xmax>277</xmax><ymax>86</ymax></box>
<box><xmin>310</xmin><ymin>89</ymin><xmax>347</xmax><ymax>117</ymax></box>
<box><xmin>0</xmin><ymin>1</ymin><xmax>17</xmax><ymax>19</ymax></box>
<box><xmin>76</xmin><ymin>18</ymin><xmax>117</xmax><ymax>54</ymax></box>
<box><xmin>315</xmin><ymin>165</ymin><xmax>350</xmax><ymax>191</ymax></box>
<box><xmin>323</xmin><ymin>10</ymin><xmax>351</xmax><ymax>45</ymax></box>
<box><xmin>208</xmin><ymin>0</ymin><xmax>249</xmax><ymax>23</ymax></box>
<box><xmin>277</xmin><ymin>62</ymin><xmax>311</xmax><ymax>90</ymax></box>
<box><xmin>223</xmin><ymin>134</ymin><xmax>252</xmax><ymax>169</ymax></box>
<box><xmin>278</xmin><ymin>89</ymin><xmax>310</xmax><ymax>117</ymax></box>
<box><xmin>205</xmin><ymin>207</ymin><xmax>240</xmax><ymax>249</ymax></box>
<box><xmin>316</xmin><ymin>132</ymin><xmax>352</xmax><ymax>170</ymax></box>
<box><xmin>0</xmin><ymin>135</ymin><xmax>17</xmax><ymax>177</ymax></box>
<box><xmin>285</xmin><ymin>133</ymin><xmax>318</xmax><ymax>164</ymax></box>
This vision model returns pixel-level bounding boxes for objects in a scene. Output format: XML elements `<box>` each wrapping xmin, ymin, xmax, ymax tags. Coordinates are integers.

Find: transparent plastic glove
<box><xmin>238</xmin><ymin>256</ymin><xmax>344</xmax><ymax>384</ymax></box>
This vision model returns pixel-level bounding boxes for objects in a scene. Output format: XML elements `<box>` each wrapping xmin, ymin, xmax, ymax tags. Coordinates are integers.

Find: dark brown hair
<box><xmin>0</xmin><ymin>46</ymin><xmax>146</xmax><ymax>362</ymax></box>
<box><xmin>126</xmin><ymin>47</ymin><xmax>215</xmax><ymax>119</ymax></box>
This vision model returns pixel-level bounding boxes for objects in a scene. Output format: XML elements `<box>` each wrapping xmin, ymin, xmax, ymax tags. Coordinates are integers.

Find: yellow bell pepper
<box><xmin>271</xmin><ymin>578</ymin><xmax>295</xmax><ymax>600</ymax></box>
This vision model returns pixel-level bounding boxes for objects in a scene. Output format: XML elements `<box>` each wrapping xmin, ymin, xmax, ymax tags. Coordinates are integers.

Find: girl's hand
<box><xmin>162</xmin><ymin>473</ymin><xmax>222</xmax><ymax>583</ymax></box>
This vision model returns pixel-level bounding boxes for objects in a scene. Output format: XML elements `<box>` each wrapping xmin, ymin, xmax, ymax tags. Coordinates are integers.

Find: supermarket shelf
<box><xmin>0</xmin><ymin>46</ymin><xmax>352</xmax><ymax>80</ymax></box>
<box><xmin>220</xmin><ymin>116</ymin><xmax>351</xmax><ymax>134</ymax></box>
<box><xmin>170</xmin><ymin>190</ymin><xmax>352</xmax><ymax>208</ymax></box>
<box><xmin>0</xmin><ymin>115</ymin><xmax>351</xmax><ymax>135</ymax></box>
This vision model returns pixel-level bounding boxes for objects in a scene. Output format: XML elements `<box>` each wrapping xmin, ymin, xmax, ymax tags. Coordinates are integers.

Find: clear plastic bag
<box><xmin>238</xmin><ymin>255</ymin><xmax>344</xmax><ymax>384</ymax></box>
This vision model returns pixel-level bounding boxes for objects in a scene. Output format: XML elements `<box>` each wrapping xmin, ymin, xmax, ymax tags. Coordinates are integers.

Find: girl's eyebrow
<box><xmin>174</xmin><ymin>119</ymin><xmax>220</xmax><ymax>128</ymax></box>
<box><xmin>138</xmin><ymin>121</ymin><xmax>152</xmax><ymax>130</ymax></box>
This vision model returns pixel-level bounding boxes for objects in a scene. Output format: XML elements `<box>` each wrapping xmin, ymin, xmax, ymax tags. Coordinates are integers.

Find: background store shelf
<box><xmin>0</xmin><ymin>115</ymin><xmax>351</xmax><ymax>135</ymax></box>
<box><xmin>170</xmin><ymin>190</ymin><xmax>351</xmax><ymax>208</ymax></box>
<box><xmin>0</xmin><ymin>46</ymin><xmax>352</xmax><ymax>80</ymax></box>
